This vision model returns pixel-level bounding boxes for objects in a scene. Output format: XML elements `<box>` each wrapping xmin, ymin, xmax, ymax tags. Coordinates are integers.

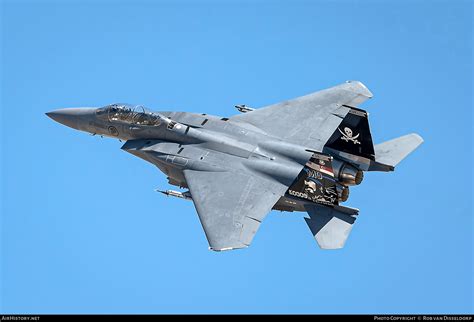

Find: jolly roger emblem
<box><xmin>338</xmin><ymin>127</ymin><xmax>361</xmax><ymax>144</ymax></box>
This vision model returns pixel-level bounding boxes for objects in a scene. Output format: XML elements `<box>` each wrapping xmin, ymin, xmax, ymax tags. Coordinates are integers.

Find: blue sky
<box><xmin>1</xmin><ymin>0</ymin><xmax>472</xmax><ymax>314</ymax></box>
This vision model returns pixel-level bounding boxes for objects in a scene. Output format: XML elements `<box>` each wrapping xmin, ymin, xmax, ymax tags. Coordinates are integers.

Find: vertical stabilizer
<box><xmin>324</xmin><ymin>106</ymin><xmax>375</xmax><ymax>161</ymax></box>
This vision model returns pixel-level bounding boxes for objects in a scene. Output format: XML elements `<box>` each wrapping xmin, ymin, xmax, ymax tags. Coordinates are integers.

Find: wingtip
<box><xmin>345</xmin><ymin>80</ymin><xmax>373</xmax><ymax>99</ymax></box>
<box><xmin>411</xmin><ymin>133</ymin><xmax>424</xmax><ymax>145</ymax></box>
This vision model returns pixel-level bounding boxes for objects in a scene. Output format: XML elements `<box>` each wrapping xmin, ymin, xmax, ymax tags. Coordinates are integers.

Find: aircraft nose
<box><xmin>46</xmin><ymin>108</ymin><xmax>96</xmax><ymax>130</ymax></box>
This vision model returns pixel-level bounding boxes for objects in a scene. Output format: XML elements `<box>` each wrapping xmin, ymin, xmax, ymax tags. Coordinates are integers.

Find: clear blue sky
<box><xmin>1</xmin><ymin>0</ymin><xmax>472</xmax><ymax>314</ymax></box>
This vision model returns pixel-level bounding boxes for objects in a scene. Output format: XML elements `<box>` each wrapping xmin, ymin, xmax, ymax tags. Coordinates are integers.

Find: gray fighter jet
<box><xmin>46</xmin><ymin>81</ymin><xmax>423</xmax><ymax>251</ymax></box>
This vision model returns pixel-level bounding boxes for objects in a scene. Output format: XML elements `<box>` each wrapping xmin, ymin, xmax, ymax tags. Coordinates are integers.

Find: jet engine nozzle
<box><xmin>339</xmin><ymin>164</ymin><xmax>363</xmax><ymax>185</ymax></box>
<box><xmin>336</xmin><ymin>184</ymin><xmax>350</xmax><ymax>202</ymax></box>
<box><xmin>332</xmin><ymin>160</ymin><xmax>364</xmax><ymax>186</ymax></box>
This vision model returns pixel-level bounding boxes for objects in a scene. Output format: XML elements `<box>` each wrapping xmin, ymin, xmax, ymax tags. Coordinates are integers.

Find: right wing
<box><xmin>230</xmin><ymin>81</ymin><xmax>373</xmax><ymax>151</ymax></box>
<box><xmin>183</xmin><ymin>169</ymin><xmax>288</xmax><ymax>251</ymax></box>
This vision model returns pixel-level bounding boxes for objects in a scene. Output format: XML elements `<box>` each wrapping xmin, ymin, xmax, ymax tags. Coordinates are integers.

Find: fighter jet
<box><xmin>46</xmin><ymin>81</ymin><xmax>423</xmax><ymax>251</ymax></box>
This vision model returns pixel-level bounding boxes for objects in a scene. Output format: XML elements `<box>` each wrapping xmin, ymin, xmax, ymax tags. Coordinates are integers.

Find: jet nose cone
<box><xmin>46</xmin><ymin>108</ymin><xmax>96</xmax><ymax>130</ymax></box>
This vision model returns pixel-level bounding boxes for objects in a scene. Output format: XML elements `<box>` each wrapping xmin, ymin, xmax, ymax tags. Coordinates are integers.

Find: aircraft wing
<box><xmin>230</xmin><ymin>81</ymin><xmax>373</xmax><ymax>151</ymax></box>
<box><xmin>183</xmin><ymin>169</ymin><xmax>288</xmax><ymax>251</ymax></box>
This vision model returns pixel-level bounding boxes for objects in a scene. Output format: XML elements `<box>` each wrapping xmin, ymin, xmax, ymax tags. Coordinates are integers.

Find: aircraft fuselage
<box><xmin>46</xmin><ymin>104</ymin><xmax>328</xmax><ymax>212</ymax></box>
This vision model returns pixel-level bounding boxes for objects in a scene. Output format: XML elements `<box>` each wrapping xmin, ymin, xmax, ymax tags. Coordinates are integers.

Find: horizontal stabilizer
<box><xmin>374</xmin><ymin>133</ymin><xmax>423</xmax><ymax>167</ymax></box>
<box><xmin>304</xmin><ymin>204</ymin><xmax>358</xmax><ymax>249</ymax></box>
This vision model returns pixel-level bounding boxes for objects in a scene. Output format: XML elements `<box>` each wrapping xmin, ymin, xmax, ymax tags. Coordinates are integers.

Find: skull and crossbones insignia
<box><xmin>304</xmin><ymin>179</ymin><xmax>317</xmax><ymax>195</ymax></box>
<box><xmin>338</xmin><ymin>127</ymin><xmax>361</xmax><ymax>144</ymax></box>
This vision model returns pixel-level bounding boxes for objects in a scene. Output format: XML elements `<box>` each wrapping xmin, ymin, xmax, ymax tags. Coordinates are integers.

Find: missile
<box><xmin>235</xmin><ymin>104</ymin><xmax>255</xmax><ymax>113</ymax></box>
<box><xmin>156</xmin><ymin>189</ymin><xmax>192</xmax><ymax>200</ymax></box>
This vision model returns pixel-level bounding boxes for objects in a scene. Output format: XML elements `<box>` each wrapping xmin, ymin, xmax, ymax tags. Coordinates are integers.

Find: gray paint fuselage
<box><xmin>46</xmin><ymin>107</ymin><xmax>313</xmax><ymax>211</ymax></box>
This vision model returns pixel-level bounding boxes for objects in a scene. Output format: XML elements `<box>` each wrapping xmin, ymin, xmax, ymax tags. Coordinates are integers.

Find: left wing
<box><xmin>183</xmin><ymin>169</ymin><xmax>288</xmax><ymax>251</ymax></box>
<box><xmin>230</xmin><ymin>81</ymin><xmax>373</xmax><ymax>151</ymax></box>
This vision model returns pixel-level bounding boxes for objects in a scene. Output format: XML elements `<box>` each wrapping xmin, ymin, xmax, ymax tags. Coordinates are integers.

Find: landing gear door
<box><xmin>287</xmin><ymin>153</ymin><xmax>338</xmax><ymax>206</ymax></box>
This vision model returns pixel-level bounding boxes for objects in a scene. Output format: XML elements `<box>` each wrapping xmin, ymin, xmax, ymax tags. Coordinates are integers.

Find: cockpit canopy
<box><xmin>96</xmin><ymin>103</ymin><xmax>163</xmax><ymax>126</ymax></box>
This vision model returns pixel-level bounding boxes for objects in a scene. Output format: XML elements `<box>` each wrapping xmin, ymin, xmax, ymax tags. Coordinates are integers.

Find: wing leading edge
<box><xmin>183</xmin><ymin>169</ymin><xmax>288</xmax><ymax>251</ymax></box>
